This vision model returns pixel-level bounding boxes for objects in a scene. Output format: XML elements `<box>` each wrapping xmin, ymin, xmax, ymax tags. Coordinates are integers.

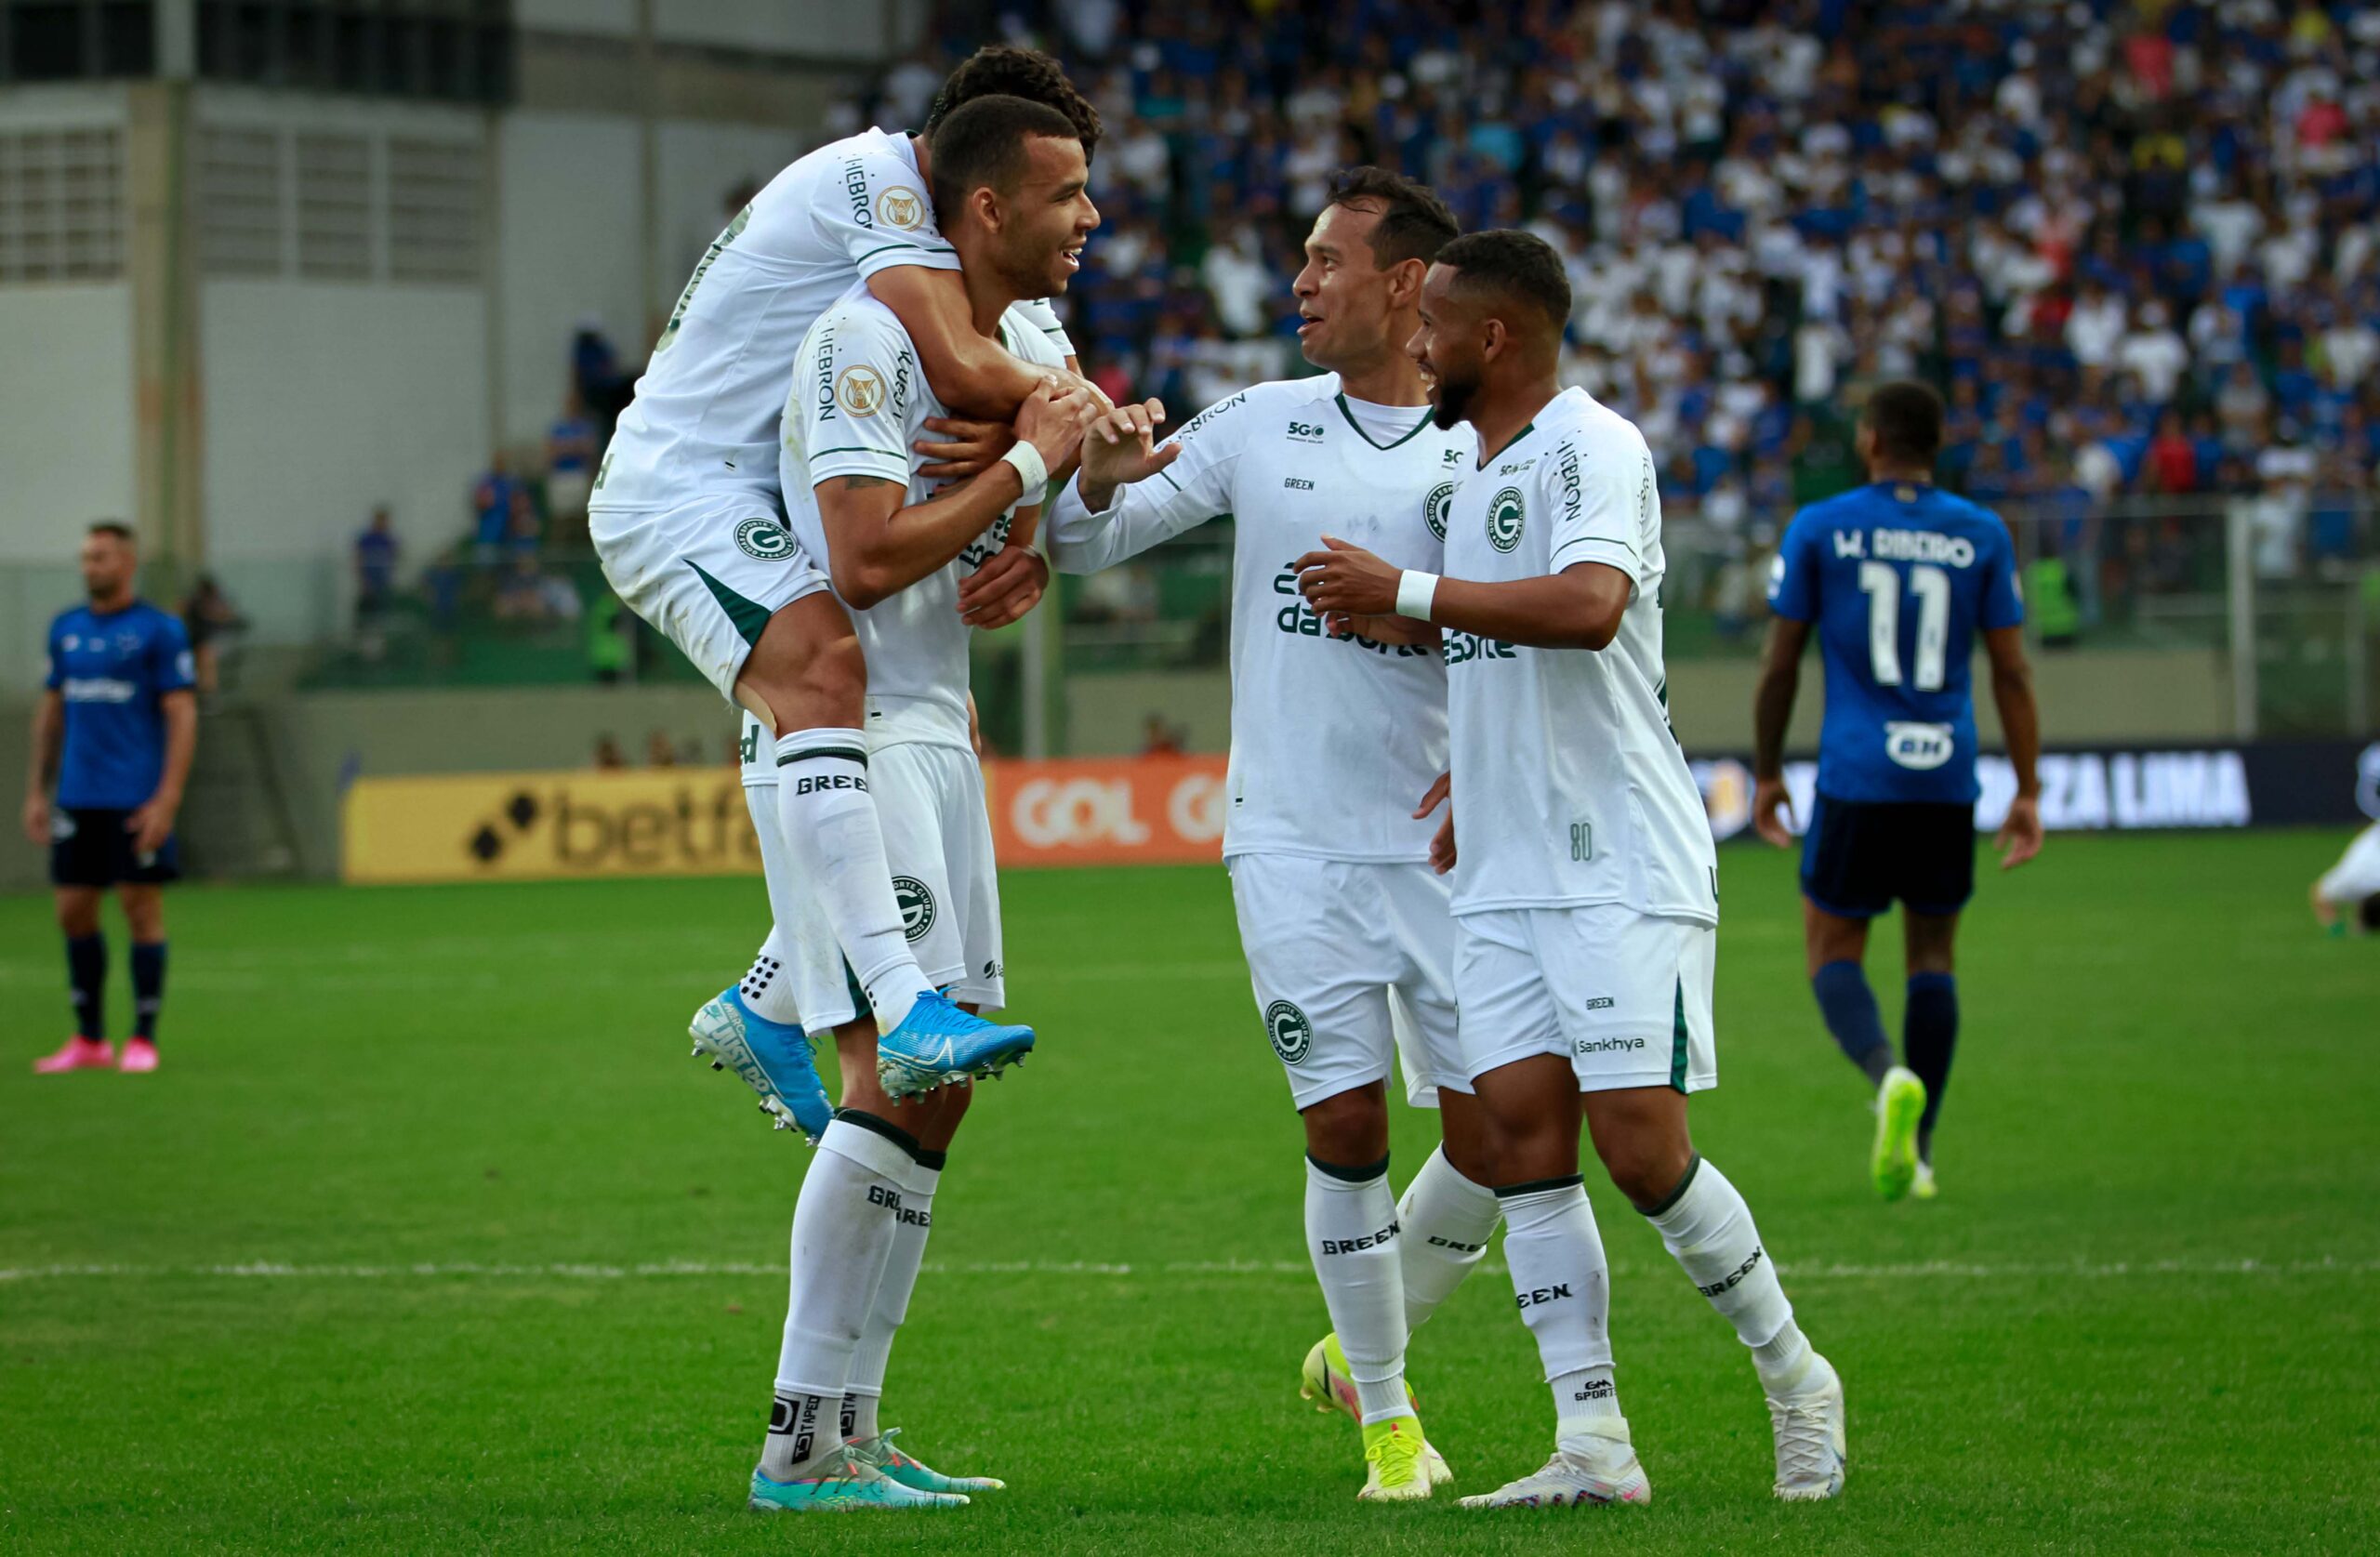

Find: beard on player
<box><xmin>1424</xmin><ymin>357</ymin><xmax>1480</xmax><ymax>431</ymax></box>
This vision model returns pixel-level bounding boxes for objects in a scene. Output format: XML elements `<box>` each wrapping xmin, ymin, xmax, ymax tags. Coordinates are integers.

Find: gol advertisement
<box><xmin>340</xmin><ymin>756</ymin><xmax>1234</xmax><ymax>885</ymax></box>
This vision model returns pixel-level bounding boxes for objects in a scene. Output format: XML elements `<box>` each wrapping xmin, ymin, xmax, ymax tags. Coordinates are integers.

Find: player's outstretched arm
<box><xmin>1984</xmin><ymin>624</ymin><xmax>2043</xmax><ymax>869</ymax></box>
<box><xmin>1751</xmin><ymin>615</ymin><xmax>1812</xmax><ymax>848</ymax></box>
<box><xmin>1292</xmin><ymin>537</ymin><xmax>1631</xmax><ymax>651</ymax></box>
<box><xmin>819</xmin><ymin>384</ymin><xmax>1092</xmax><ymax>609</ymax></box>
<box><xmin>1048</xmin><ymin>397</ymin><xmax>1234</xmax><ymax>576</ymax></box>
<box><xmin>20</xmin><ymin>689</ymin><xmax>60</xmax><ymax>844</ymax></box>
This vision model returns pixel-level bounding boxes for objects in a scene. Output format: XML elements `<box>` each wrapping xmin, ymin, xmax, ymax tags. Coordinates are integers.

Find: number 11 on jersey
<box><xmin>1858</xmin><ymin>561</ymin><xmax>1950</xmax><ymax>691</ymax></box>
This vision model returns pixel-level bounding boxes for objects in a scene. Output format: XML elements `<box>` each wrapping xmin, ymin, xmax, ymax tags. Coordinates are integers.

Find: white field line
<box><xmin>1</xmin><ymin>1256</ymin><xmax>2373</xmax><ymax>1286</ymax></box>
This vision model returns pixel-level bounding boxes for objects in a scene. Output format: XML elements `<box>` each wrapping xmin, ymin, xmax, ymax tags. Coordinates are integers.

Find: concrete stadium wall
<box><xmin>0</xmin><ymin>284</ymin><xmax>138</xmax><ymax>563</ymax></box>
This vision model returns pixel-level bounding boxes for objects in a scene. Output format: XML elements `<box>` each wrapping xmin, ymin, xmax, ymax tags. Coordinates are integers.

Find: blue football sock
<box><xmin>1904</xmin><ymin>973</ymin><xmax>1958</xmax><ymax>1159</ymax></box>
<box><xmin>66</xmin><ymin>934</ymin><xmax>107</xmax><ymax>1039</ymax></box>
<box><xmin>131</xmin><ymin>941</ymin><xmax>167</xmax><ymax>1043</ymax></box>
<box><xmin>1812</xmin><ymin>960</ymin><xmax>1893</xmax><ymax>1086</ymax></box>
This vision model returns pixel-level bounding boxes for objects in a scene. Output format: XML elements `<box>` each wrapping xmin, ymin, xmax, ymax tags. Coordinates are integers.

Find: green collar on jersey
<box><xmin>1476</xmin><ymin>419</ymin><xmax>1536</xmax><ymax>469</ymax></box>
<box><xmin>1333</xmin><ymin>392</ymin><xmax>1434</xmax><ymax>451</ymax></box>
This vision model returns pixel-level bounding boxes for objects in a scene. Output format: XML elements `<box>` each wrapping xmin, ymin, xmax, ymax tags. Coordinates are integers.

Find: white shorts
<box><xmin>1227</xmin><ymin>853</ymin><xmax>1471</xmax><ymax>1111</ymax></box>
<box><xmin>590</xmin><ymin>496</ymin><xmax>831</xmax><ymax>701</ymax></box>
<box><xmin>2318</xmin><ymin>823</ymin><xmax>2380</xmax><ymax>904</ymax></box>
<box><xmin>1455</xmin><ymin>904</ymin><xmax>1717</xmax><ymax>1094</ymax></box>
<box><xmin>745</xmin><ymin>731</ymin><xmax>1004</xmax><ymax>1036</ymax></box>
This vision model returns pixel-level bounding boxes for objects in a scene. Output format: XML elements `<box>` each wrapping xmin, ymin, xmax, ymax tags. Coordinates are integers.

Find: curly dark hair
<box><xmin>925</xmin><ymin>46</ymin><xmax>1103</xmax><ymax>158</ymax></box>
<box><xmin>1434</xmin><ymin>230</ymin><xmax>1572</xmax><ymax>334</ymax></box>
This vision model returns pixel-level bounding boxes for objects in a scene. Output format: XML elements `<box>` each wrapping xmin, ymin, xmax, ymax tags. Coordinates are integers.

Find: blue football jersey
<box><xmin>45</xmin><ymin>600</ymin><xmax>196</xmax><ymax>810</ymax></box>
<box><xmin>1768</xmin><ymin>482</ymin><xmax>2024</xmax><ymax>805</ymax></box>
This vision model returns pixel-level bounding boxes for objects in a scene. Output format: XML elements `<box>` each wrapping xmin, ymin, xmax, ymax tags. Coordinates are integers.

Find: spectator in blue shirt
<box><xmin>21</xmin><ymin>522</ymin><xmax>198</xmax><ymax>1075</ymax></box>
<box><xmin>355</xmin><ymin>506</ymin><xmax>400</xmax><ymax>620</ymax></box>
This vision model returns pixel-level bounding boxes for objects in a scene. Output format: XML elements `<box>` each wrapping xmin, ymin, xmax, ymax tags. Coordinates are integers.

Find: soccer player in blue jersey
<box><xmin>1750</xmin><ymin>382</ymin><xmax>2043</xmax><ymax>1201</ymax></box>
<box><xmin>20</xmin><ymin>522</ymin><xmax>198</xmax><ymax>1075</ymax></box>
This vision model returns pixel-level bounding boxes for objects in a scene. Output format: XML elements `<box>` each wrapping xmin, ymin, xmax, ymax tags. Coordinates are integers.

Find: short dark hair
<box><xmin>928</xmin><ymin>94</ymin><xmax>1085</xmax><ymax>224</ymax></box>
<box><xmin>1433</xmin><ymin>230</ymin><xmax>1571</xmax><ymax>334</ymax></box>
<box><xmin>87</xmin><ymin>521</ymin><xmax>134</xmax><ymax>544</ymax></box>
<box><xmin>926</xmin><ymin>46</ymin><xmax>1103</xmax><ymax>158</ymax></box>
<box><xmin>1324</xmin><ymin>166</ymin><xmax>1459</xmax><ymax>269</ymax></box>
<box><xmin>1864</xmin><ymin>380</ymin><xmax>1946</xmax><ymax>465</ymax></box>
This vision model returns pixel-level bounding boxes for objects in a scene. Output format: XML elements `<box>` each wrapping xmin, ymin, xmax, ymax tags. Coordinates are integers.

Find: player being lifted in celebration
<box><xmin>746</xmin><ymin>94</ymin><xmax>1099</xmax><ymax>1514</ymax></box>
<box><xmin>592</xmin><ymin>46</ymin><xmax>1104</xmax><ymax>1130</ymax></box>
<box><xmin>1048</xmin><ymin>169</ymin><xmax>1496</xmax><ymax>1502</ymax></box>
<box><xmin>1749</xmin><ymin>381</ymin><xmax>2043</xmax><ymax>1202</ymax></box>
<box><xmin>1298</xmin><ymin>231</ymin><xmax>1846</xmax><ymax>1508</ymax></box>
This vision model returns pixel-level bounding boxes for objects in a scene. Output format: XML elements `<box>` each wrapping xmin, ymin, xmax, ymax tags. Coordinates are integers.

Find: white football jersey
<box><xmin>597</xmin><ymin>125</ymin><xmax>1074</xmax><ymax>514</ymax></box>
<box><xmin>1441</xmin><ymin>387</ymin><xmax>1717</xmax><ymax>924</ymax></box>
<box><xmin>1048</xmin><ymin>376</ymin><xmax>1474</xmax><ymax>862</ymax></box>
<box><xmin>783</xmin><ymin>292</ymin><xmax>1066</xmax><ymax>751</ymax></box>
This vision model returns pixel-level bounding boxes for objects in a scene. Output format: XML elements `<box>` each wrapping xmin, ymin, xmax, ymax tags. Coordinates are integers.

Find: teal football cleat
<box><xmin>747</xmin><ymin>1447</ymin><xmax>969</xmax><ymax>1512</ymax></box>
<box><xmin>850</xmin><ymin>1429</ymin><xmax>1006</xmax><ymax>1494</ymax></box>
<box><xmin>875</xmin><ymin>991</ymin><xmax>1034</xmax><ymax>1100</ymax></box>
<box><xmin>691</xmin><ymin>986</ymin><xmax>832</xmax><ymax>1143</ymax></box>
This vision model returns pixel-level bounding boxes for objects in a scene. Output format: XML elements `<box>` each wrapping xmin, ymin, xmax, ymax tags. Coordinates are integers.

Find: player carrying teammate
<box><xmin>591</xmin><ymin>46</ymin><xmax>1103</xmax><ymax>1122</ymax></box>
<box><xmin>1298</xmin><ymin>231</ymin><xmax>1846</xmax><ymax>1508</ymax></box>
<box><xmin>1750</xmin><ymin>381</ymin><xmax>2044</xmax><ymax>1202</ymax></box>
<box><xmin>22</xmin><ymin>522</ymin><xmax>197</xmax><ymax>1075</ymax></box>
<box><xmin>1049</xmin><ymin>169</ymin><xmax>1494</xmax><ymax>1501</ymax></box>
<box><xmin>744</xmin><ymin>94</ymin><xmax>1099</xmax><ymax>1514</ymax></box>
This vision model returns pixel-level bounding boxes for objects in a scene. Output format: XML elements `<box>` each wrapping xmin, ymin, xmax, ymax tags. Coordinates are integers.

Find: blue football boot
<box><xmin>874</xmin><ymin>991</ymin><xmax>1035</xmax><ymax>1100</ymax></box>
<box><xmin>690</xmin><ymin>985</ymin><xmax>833</xmax><ymax>1143</ymax></box>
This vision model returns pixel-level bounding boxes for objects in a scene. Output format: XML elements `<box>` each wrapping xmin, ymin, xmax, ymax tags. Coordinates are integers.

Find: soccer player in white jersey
<box><xmin>744</xmin><ymin>94</ymin><xmax>1100</xmax><ymax>1514</ymax></box>
<box><xmin>1298</xmin><ymin>231</ymin><xmax>1848</xmax><ymax>1509</ymax></box>
<box><xmin>1047</xmin><ymin>169</ymin><xmax>1500</xmax><ymax>1502</ymax></box>
<box><xmin>592</xmin><ymin>47</ymin><xmax>1104</xmax><ymax>1115</ymax></box>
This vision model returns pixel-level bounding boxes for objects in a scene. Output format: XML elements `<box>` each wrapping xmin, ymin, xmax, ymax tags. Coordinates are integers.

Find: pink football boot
<box><xmin>33</xmin><ymin>1036</ymin><xmax>114</xmax><ymax>1074</ymax></box>
<box><xmin>118</xmin><ymin>1037</ymin><xmax>160</xmax><ymax>1074</ymax></box>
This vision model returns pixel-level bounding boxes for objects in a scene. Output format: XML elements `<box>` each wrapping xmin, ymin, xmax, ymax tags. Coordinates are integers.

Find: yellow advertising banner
<box><xmin>342</xmin><ymin>768</ymin><xmax>764</xmax><ymax>885</ymax></box>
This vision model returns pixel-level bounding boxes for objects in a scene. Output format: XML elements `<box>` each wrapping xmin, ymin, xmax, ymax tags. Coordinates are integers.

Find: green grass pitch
<box><xmin>2</xmin><ymin>831</ymin><xmax>2375</xmax><ymax>1554</ymax></box>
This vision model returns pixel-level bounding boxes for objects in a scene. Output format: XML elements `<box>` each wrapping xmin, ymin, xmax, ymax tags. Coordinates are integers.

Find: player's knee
<box><xmin>54</xmin><ymin>893</ymin><xmax>99</xmax><ymax>937</ymax></box>
<box><xmin>1300</xmin><ymin>1087</ymin><xmax>1389</xmax><ymax>1168</ymax></box>
<box><xmin>120</xmin><ymin>892</ymin><xmax>164</xmax><ymax>941</ymax></box>
<box><xmin>739</xmin><ymin>604</ymin><xmax>866</xmax><ymax>734</ymax></box>
<box><xmin>1593</xmin><ymin>1135</ymin><xmax>1692</xmax><ymax>1211</ymax></box>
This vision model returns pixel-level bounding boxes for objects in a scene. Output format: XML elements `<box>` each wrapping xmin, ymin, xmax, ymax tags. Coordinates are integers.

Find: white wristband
<box><xmin>999</xmin><ymin>442</ymin><xmax>1050</xmax><ymax>500</ymax></box>
<box><xmin>1395</xmin><ymin>569</ymin><xmax>1440</xmax><ymax>621</ymax></box>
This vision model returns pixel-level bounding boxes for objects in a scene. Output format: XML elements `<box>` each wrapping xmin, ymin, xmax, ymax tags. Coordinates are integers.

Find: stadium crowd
<box><xmin>832</xmin><ymin>0</ymin><xmax>2380</xmax><ymax>614</ymax></box>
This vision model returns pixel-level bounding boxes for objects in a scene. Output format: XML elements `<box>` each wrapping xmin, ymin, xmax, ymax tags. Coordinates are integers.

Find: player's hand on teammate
<box><xmin>1014</xmin><ymin>379</ymin><xmax>1101</xmax><ymax>473</ymax></box>
<box><xmin>957</xmin><ymin>545</ymin><xmax>1050</xmax><ymax>630</ymax></box>
<box><xmin>1414</xmin><ymin>772</ymin><xmax>1456</xmax><ymax>875</ymax></box>
<box><xmin>1293</xmin><ymin>537</ymin><xmax>1401</xmax><ymax>619</ymax></box>
<box><xmin>1752</xmin><ymin>775</ymin><xmax>1795</xmax><ymax>849</ymax></box>
<box><xmin>20</xmin><ymin>792</ymin><xmax>48</xmax><ymax>846</ymax></box>
<box><xmin>1995</xmin><ymin>792</ymin><xmax>2043</xmax><ymax>870</ymax></box>
<box><xmin>915</xmin><ymin>416</ymin><xmax>1014</xmax><ymax>481</ymax></box>
<box><xmin>126</xmin><ymin>793</ymin><xmax>178</xmax><ymax>855</ymax></box>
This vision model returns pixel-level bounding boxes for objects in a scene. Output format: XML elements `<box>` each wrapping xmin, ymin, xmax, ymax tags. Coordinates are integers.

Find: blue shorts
<box><xmin>50</xmin><ymin>807</ymin><xmax>181</xmax><ymax>889</ymax></box>
<box><xmin>1799</xmin><ymin>795</ymin><xmax>1973</xmax><ymax>919</ymax></box>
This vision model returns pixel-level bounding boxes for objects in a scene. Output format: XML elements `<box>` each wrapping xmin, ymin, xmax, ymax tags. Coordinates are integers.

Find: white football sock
<box><xmin>1498</xmin><ymin>1177</ymin><xmax>1620</xmax><ymax>1439</ymax></box>
<box><xmin>1396</xmin><ymin>1144</ymin><xmax>1501</xmax><ymax>1332</ymax></box>
<box><xmin>1641</xmin><ymin>1156</ymin><xmax>1811</xmax><ymax>1391</ymax></box>
<box><xmin>763</xmin><ymin>1115</ymin><xmax>915</xmax><ymax>1478</ymax></box>
<box><xmin>844</xmin><ymin>1151</ymin><xmax>942</xmax><ymax>1443</ymax></box>
<box><xmin>738</xmin><ymin>930</ymin><xmax>805</xmax><ymax>1027</ymax></box>
<box><xmin>773</xmin><ymin>730</ymin><xmax>922</xmax><ymax>1032</ymax></box>
<box><xmin>1303</xmin><ymin>1155</ymin><xmax>1411</xmax><ymax>1423</ymax></box>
